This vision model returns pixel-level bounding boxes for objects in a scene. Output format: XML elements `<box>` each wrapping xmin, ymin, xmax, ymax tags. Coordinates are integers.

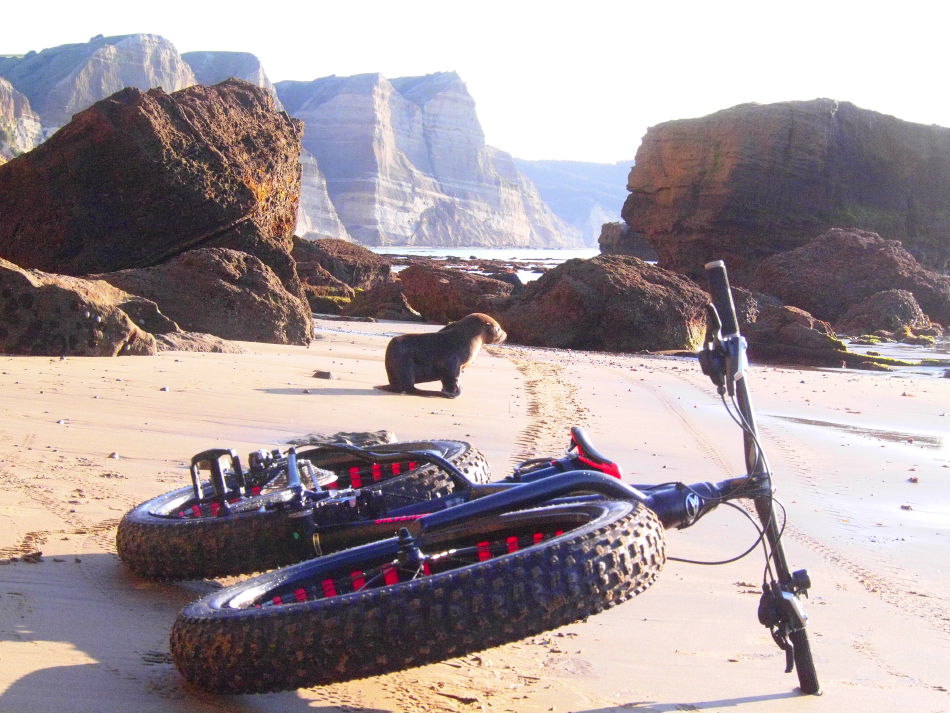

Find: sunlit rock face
<box><xmin>0</xmin><ymin>77</ymin><xmax>42</xmax><ymax>160</ymax></box>
<box><xmin>276</xmin><ymin>72</ymin><xmax>579</xmax><ymax>248</ymax></box>
<box><xmin>622</xmin><ymin>99</ymin><xmax>950</xmax><ymax>282</ymax></box>
<box><xmin>0</xmin><ymin>34</ymin><xmax>197</xmax><ymax>131</ymax></box>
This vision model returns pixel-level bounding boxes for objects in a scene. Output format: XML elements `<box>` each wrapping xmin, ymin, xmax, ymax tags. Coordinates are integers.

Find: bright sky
<box><xmin>3</xmin><ymin>0</ymin><xmax>947</xmax><ymax>163</ymax></box>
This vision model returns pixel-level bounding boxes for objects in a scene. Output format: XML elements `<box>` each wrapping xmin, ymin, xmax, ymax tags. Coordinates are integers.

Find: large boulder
<box><xmin>835</xmin><ymin>289</ymin><xmax>932</xmax><ymax>335</ymax></box>
<box><xmin>291</xmin><ymin>238</ymin><xmax>391</xmax><ymax>289</ymax></box>
<box><xmin>94</xmin><ymin>248</ymin><xmax>312</xmax><ymax>345</ymax></box>
<box><xmin>0</xmin><ymin>257</ymin><xmax>156</xmax><ymax>356</ymax></box>
<box><xmin>501</xmin><ymin>255</ymin><xmax>708</xmax><ymax>352</ymax></box>
<box><xmin>751</xmin><ymin>228</ymin><xmax>950</xmax><ymax>325</ymax></box>
<box><xmin>398</xmin><ymin>263</ymin><xmax>514</xmax><ymax>323</ymax></box>
<box><xmin>621</xmin><ymin>99</ymin><xmax>950</xmax><ymax>282</ymax></box>
<box><xmin>0</xmin><ymin>79</ymin><xmax>304</xmax><ymax>296</ymax></box>
<box><xmin>744</xmin><ymin>303</ymin><xmax>847</xmax><ymax>366</ymax></box>
<box><xmin>342</xmin><ymin>277</ymin><xmax>424</xmax><ymax>321</ymax></box>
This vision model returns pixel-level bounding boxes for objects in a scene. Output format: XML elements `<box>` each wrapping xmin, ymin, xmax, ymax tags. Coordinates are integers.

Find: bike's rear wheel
<box><xmin>170</xmin><ymin>499</ymin><xmax>666</xmax><ymax>693</ymax></box>
<box><xmin>117</xmin><ymin>439</ymin><xmax>490</xmax><ymax>580</ymax></box>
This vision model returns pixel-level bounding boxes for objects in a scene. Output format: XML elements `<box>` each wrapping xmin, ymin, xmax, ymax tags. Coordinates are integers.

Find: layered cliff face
<box><xmin>276</xmin><ymin>72</ymin><xmax>578</xmax><ymax>247</ymax></box>
<box><xmin>514</xmin><ymin>159</ymin><xmax>632</xmax><ymax>242</ymax></box>
<box><xmin>621</xmin><ymin>99</ymin><xmax>950</xmax><ymax>283</ymax></box>
<box><xmin>0</xmin><ymin>34</ymin><xmax>197</xmax><ymax>130</ymax></box>
<box><xmin>182</xmin><ymin>50</ymin><xmax>281</xmax><ymax>107</ymax></box>
<box><xmin>296</xmin><ymin>148</ymin><xmax>352</xmax><ymax>240</ymax></box>
<box><xmin>0</xmin><ymin>77</ymin><xmax>42</xmax><ymax>160</ymax></box>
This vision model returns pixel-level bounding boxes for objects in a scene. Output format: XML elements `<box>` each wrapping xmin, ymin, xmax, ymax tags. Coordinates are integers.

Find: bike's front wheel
<box><xmin>170</xmin><ymin>499</ymin><xmax>666</xmax><ymax>693</ymax></box>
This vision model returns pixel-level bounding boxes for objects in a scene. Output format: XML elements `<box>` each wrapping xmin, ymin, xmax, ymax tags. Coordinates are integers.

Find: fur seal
<box><xmin>377</xmin><ymin>313</ymin><xmax>506</xmax><ymax>398</ymax></box>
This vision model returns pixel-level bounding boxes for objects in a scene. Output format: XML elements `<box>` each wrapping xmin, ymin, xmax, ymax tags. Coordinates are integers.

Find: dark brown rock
<box><xmin>398</xmin><ymin>263</ymin><xmax>514</xmax><ymax>323</ymax></box>
<box><xmin>0</xmin><ymin>79</ymin><xmax>304</xmax><ymax>295</ymax></box>
<box><xmin>751</xmin><ymin>228</ymin><xmax>950</xmax><ymax>325</ymax></box>
<box><xmin>0</xmin><ymin>258</ymin><xmax>156</xmax><ymax>356</ymax></box>
<box><xmin>291</xmin><ymin>238</ymin><xmax>391</xmax><ymax>289</ymax></box>
<box><xmin>94</xmin><ymin>248</ymin><xmax>312</xmax><ymax>345</ymax></box>
<box><xmin>501</xmin><ymin>255</ymin><xmax>708</xmax><ymax>352</ymax></box>
<box><xmin>835</xmin><ymin>289</ymin><xmax>931</xmax><ymax>335</ymax></box>
<box><xmin>342</xmin><ymin>278</ymin><xmax>423</xmax><ymax>321</ymax></box>
<box><xmin>622</xmin><ymin>100</ymin><xmax>950</xmax><ymax>282</ymax></box>
<box><xmin>743</xmin><ymin>303</ymin><xmax>847</xmax><ymax>366</ymax></box>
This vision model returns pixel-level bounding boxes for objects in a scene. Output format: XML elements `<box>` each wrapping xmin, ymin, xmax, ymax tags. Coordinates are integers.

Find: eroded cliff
<box><xmin>621</xmin><ymin>99</ymin><xmax>950</xmax><ymax>282</ymax></box>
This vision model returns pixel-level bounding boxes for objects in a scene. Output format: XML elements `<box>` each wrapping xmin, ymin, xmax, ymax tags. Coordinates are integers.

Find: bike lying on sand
<box><xmin>166</xmin><ymin>261</ymin><xmax>821</xmax><ymax>696</ymax></box>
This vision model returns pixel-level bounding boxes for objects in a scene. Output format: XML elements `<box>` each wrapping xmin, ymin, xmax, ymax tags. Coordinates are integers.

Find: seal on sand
<box><xmin>377</xmin><ymin>313</ymin><xmax>506</xmax><ymax>398</ymax></box>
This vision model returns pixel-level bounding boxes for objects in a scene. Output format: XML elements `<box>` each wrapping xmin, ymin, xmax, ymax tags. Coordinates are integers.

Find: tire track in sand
<box><xmin>503</xmin><ymin>348</ymin><xmax>591</xmax><ymax>467</ymax></box>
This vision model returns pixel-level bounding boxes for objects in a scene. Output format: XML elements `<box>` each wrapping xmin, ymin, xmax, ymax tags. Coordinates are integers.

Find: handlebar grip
<box><xmin>704</xmin><ymin>260</ymin><xmax>740</xmax><ymax>337</ymax></box>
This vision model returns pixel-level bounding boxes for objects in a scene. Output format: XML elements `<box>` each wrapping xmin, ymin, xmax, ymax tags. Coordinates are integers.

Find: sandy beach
<box><xmin>1</xmin><ymin>317</ymin><xmax>948</xmax><ymax>713</ymax></box>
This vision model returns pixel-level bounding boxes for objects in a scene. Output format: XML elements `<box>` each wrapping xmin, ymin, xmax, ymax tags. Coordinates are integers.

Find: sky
<box><xmin>3</xmin><ymin>0</ymin><xmax>948</xmax><ymax>163</ymax></box>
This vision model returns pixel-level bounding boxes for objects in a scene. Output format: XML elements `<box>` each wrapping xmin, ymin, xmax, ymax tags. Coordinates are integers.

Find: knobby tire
<box><xmin>116</xmin><ymin>439</ymin><xmax>490</xmax><ymax>580</ymax></box>
<box><xmin>170</xmin><ymin>499</ymin><xmax>667</xmax><ymax>693</ymax></box>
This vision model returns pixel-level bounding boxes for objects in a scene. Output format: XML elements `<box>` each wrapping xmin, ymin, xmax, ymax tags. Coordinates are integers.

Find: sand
<box><xmin>1</xmin><ymin>316</ymin><xmax>948</xmax><ymax>712</ymax></box>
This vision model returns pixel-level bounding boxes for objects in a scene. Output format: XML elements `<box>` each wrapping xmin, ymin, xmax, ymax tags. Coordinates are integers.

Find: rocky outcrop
<box><xmin>0</xmin><ymin>79</ymin><xmax>304</xmax><ymax>297</ymax></box>
<box><xmin>751</xmin><ymin>228</ymin><xmax>950</xmax><ymax>326</ymax></box>
<box><xmin>501</xmin><ymin>255</ymin><xmax>708</xmax><ymax>352</ymax></box>
<box><xmin>598</xmin><ymin>222</ymin><xmax>658</xmax><ymax>260</ymax></box>
<box><xmin>342</xmin><ymin>278</ymin><xmax>423</xmax><ymax>321</ymax></box>
<box><xmin>743</xmin><ymin>303</ymin><xmax>848</xmax><ymax>367</ymax></box>
<box><xmin>95</xmin><ymin>248</ymin><xmax>312</xmax><ymax>345</ymax></box>
<box><xmin>835</xmin><ymin>289</ymin><xmax>932</xmax><ymax>335</ymax></box>
<box><xmin>621</xmin><ymin>99</ymin><xmax>950</xmax><ymax>282</ymax></box>
<box><xmin>292</xmin><ymin>238</ymin><xmax>391</xmax><ymax>289</ymax></box>
<box><xmin>0</xmin><ymin>34</ymin><xmax>196</xmax><ymax>130</ymax></box>
<box><xmin>514</xmin><ymin>159</ymin><xmax>631</xmax><ymax>244</ymax></box>
<box><xmin>0</xmin><ymin>258</ymin><xmax>156</xmax><ymax>356</ymax></box>
<box><xmin>398</xmin><ymin>263</ymin><xmax>514</xmax><ymax>323</ymax></box>
<box><xmin>275</xmin><ymin>72</ymin><xmax>577</xmax><ymax>248</ymax></box>
<box><xmin>0</xmin><ymin>78</ymin><xmax>42</xmax><ymax>160</ymax></box>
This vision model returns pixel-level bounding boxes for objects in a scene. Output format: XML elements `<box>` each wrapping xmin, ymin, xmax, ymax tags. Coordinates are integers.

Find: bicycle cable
<box><xmin>667</xmin><ymin>499</ymin><xmax>768</xmax><ymax>566</ymax></box>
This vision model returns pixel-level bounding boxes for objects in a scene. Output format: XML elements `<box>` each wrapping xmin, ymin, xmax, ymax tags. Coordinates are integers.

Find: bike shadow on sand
<box><xmin>580</xmin><ymin>691</ymin><xmax>803</xmax><ymax>712</ymax></box>
<box><xmin>0</xmin><ymin>551</ymin><xmax>387</xmax><ymax>713</ymax></box>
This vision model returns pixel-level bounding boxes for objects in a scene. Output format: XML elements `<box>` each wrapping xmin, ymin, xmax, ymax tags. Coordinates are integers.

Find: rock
<box><xmin>153</xmin><ymin>332</ymin><xmax>248</xmax><ymax>353</ymax></box>
<box><xmin>341</xmin><ymin>277</ymin><xmax>423</xmax><ymax>321</ymax></box>
<box><xmin>275</xmin><ymin>72</ymin><xmax>578</xmax><ymax>248</ymax></box>
<box><xmin>598</xmin><ymin>221</ymin><xmax>658</xmax><ymax>260</ymax></box>
<box><xmin>621</xmin><ymin>99</ymin><xmax>950</xmax><ymax>282</ymax></box>
<box><xmin>292</xmin><ymin>238</ymin><xmax>391</xmax><ymax>290</ymax></box>
<box><xmin>94</xmin><ymin>248</ymin><xmax>312</xmax><ymax>345</ymax></box>
<box><xmin>743</xmin><ymin>303</ymin><xmax>848</xmax><ymax>366</ymax></box>
<box><xmin>0</xmin><ymin>34</ymin><xmax>197</xmax><ymax>130</ymax></box>
<box><xmin>398</xmin><ymin>263</ymin><xmax>514</xmax><ymax>323</ymax></box>
<box><xmin>835</xmin><ymin>289</ymin><xmax>932</xmax><ymax>335</ymax></box>
<box><xmin>751</xmin><ymin>228</ymin><xmax>950</xmax><ymax>325</ymax></box>
<box><xmin>501</xmin><ymin>255</ymin><xmax>708</xmax><ymax>352</ymax></box>
<box><xmin>0</xmin><ymin>77</ymin><xmax>43</xmax><ymax>160</ymax></box>
<box><xmin>0</xmin><ymin>79</ymin><xmax>304</xmax><ymax>297</ymax></box>
<box><xmin>0</xmin><ymin>257</ymin><xmax>156</xmax><ymax>356</ymax></box>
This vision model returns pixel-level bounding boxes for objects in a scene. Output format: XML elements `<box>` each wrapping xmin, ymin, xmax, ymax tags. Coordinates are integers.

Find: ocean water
<box><xmin>371</xmin><ymin>245</ymin><xmax>600</xmax><ymax>282</ymax></box>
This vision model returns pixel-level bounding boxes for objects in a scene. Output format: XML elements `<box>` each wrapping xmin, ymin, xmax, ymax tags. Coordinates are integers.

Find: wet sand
<box><xmin>1</xmin><ymin>318</ymin><xmax>948</xmax><ymax>712</ymax></box>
